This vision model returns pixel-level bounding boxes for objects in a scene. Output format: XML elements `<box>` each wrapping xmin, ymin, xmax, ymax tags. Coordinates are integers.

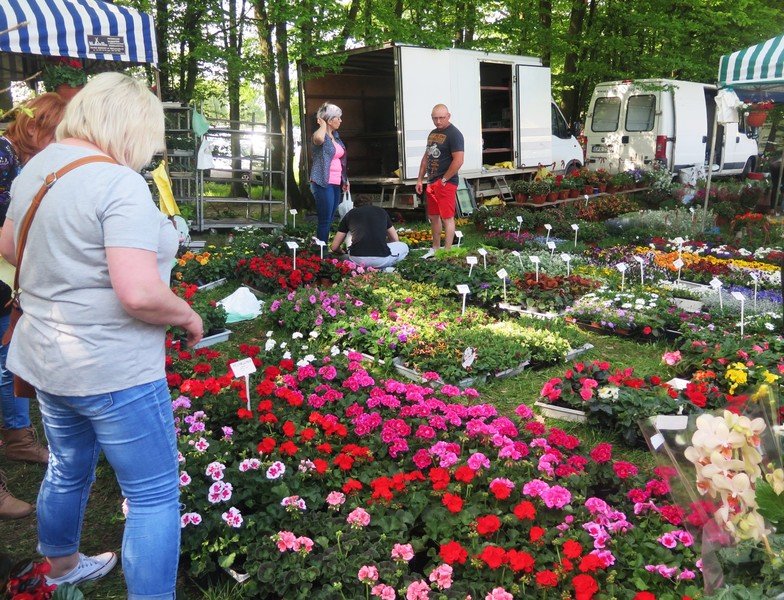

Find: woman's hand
<box><xmin>313</xmin><ymin>117</ymin><xmax>328</xmax><ymax>145</ymax></box>
<box><xmin>183</xmin><ymin>311</ymin><xmax>204</xmax><ymax>348</ymax></box>
<box><xmin>342</xmin><ymin>181</ymin><xmax>350</xmax><ymax>192</ymax></box>
<box><xmin>317</xmin><ymin>117</ymin><xmax>327</xmax><ymax>129</ymax></box>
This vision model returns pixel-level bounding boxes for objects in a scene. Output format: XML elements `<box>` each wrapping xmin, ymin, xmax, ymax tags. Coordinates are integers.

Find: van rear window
<box><xmin>591</xmin><ymin>97</ymin><xmax>621</xmax><ymax>132</ymax></box>
<box><xmin>625</xmin><ymin>95</ymin><xmax>656</xmax><ymax>132</ymax></box>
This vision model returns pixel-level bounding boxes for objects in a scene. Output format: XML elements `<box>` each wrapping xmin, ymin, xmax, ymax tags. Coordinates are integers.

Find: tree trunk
<box><xmin>228</xmin><ymin>0</ymin><xmax>246</xmax><ymax>199</ymax></box>
<box><xmin>538</xmin><ymin>0</ymin><xmax>552</xmax><ymax>67</ymax></box>
<box><xmin>275</xmin><ymin>21</ymin><xmax>302</xmax><ymax>208</ymax></box>
<box><xmin>561</xmin><ymin>0</ymin><xmax>588</xmax><ymax>124</ymax></box>
<box><xmin>154</xmin><ymin>0</ymin><xmax>170</xmax><ymax>99</ymax></box>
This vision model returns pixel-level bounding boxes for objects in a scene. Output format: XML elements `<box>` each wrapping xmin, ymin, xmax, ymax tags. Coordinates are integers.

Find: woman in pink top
<box><xmin>309</xmin><ymin>102</ymin><xmax>347</xmax><ymax>243</ymax></box>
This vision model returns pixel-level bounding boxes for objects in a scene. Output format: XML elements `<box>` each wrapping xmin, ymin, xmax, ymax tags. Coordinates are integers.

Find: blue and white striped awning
<box><xmin>0</xmin><ymin>0</ymin><xmax>157</xmax><ymax>65</ymax></box>
<box><xmin>718</xmin><ymin>34</ymin><xmax>784</xmax><ymax>101</ymax></box>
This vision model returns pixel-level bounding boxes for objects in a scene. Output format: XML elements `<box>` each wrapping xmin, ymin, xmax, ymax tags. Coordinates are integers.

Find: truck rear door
<box><xmin>397</xmin><ymin>46</ymin><xmax>453</xmax><ymax>180</ymax></box>
<box><xmin>672</xmin><ymin>82</ymin><xmax>708</xmax><ymax>170</ymax></box>
<box><xmin>619</xmin><ymin>91</ymin><xmax>658</xmax><ymax>170</ymax></box>
<box><xmin>585</xmin><ymin>85</ymin><xmax>623</xmax><ymax>173</ymax></box>
<box><xmin>515</xmin><ymin>65</ymin><xmax>552</xmax><ymax>168</ymax></box>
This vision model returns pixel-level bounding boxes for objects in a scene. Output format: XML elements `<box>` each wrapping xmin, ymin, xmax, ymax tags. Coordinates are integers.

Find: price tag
<box><xmin>289</xmin><ymin>209</ymin><xmax>298</xmax><ymax>216</ymax></box>
<box><xmin>314</xmin><ymin>239</ymin><xmax>326</xmax><ymax>247</ymax></box>
<box><xmin>560</xmin><ymin>253</ymin><xmax>571</xmax><ymax>262</ymax></box>
<box><xmin>672</xmin><ymin>258</ymin><xmax>684</xmax><ymax>269</ymax></box>
<box><xmin>571</xmin><ymin>223</ymin><xmax>579</xmax><ymax>231</ymax></box>
<box><xmin>496</xmin><ymin>268</ymin><xmax>508</xmax><ymax>279</ymax></box>
<box><xmin>286</xmin><ymin>241</ymin><xmax>300</xmax><ymax>250</ymax></box>
<box><xmin>731</xmin><ymin>291</ymin><xmax>745</xmax><ymax>302</ymax></box>
<box><xmin>462</xmin><ymin>347</ymin><xmax>476</xmax><ymax>368</ymax></box>
<box><xmin>230</xmin><ymin>357</ymin><xmax>257</xmax><ymax>378</ymax></box>
<box><xmin>516</xmin><ymin>215</ymin><xmax>523</xmax><ymax>224</ymax></box>
<box><xmin>466</xmin><ymin>256</ymin><xmax>478</xmax><ymax>265</ymax></box>
<box><xmin>650</xmin><ymin>433</ymin><xmax>664</xmax><ymax>450</ymax></box>
<box><xmin>616</xmin><ymin>262</ymin><xmax>627</xmax><ymax>273</ymax></box>
<box><xmin>529</xmin><ymin>255</ymin><xmax>540</xmax><ymax>264</ymax></box>
<box><xmin>632</xmin><ymin>255</ymin><xmax>645</xmax><ymax>264</ymax></box>
<box><xmin>456</xmin><ymin>284</ymin><xmax>471</xmax><ymax>295</ymax></box>
<box><xmin>477</xmin><ymin>248</ymin><xmax>488</xmax><ymax>256</ymax></box>
<box><xmin>709</xmin><ymin>277</ymin><xmax>723</xmax><ymax>289</ymax></box>
<box><xmin>544</xmin><ymin>224</ymin><xmax>552</xmax><ymax>231</ymax></box>
<box><xmin>547</xmin><ymin>241</ymin><xmax>556</xmax><ymax>251</ymax></box>
<box><xmin>455</xmin><ymin>231</ymin><xmax>464</xmax><ymax>239</ymax></box>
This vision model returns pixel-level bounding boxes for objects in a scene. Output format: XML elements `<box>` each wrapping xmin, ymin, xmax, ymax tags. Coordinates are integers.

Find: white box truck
<box><xmin>299</xmin><ymin>43</ymin><xmax>583</xmax><ymax>207</ymax></box>
<box><xmin>584</xmin><ymin>79</ymin><xmax>758</xmax><ymax>177</ymax></box>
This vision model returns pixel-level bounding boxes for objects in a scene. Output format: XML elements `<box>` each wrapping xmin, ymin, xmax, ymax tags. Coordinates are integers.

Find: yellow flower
<box><xmin>763</xmin><ymin>370</ymin><xmax>780</xmax><ymax>384</ymax></box>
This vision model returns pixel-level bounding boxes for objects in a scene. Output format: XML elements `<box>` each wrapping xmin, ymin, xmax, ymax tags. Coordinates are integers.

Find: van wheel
<box><xmin>741</xmin><ymin>157</ymin><xmax>756</xmax><ymax>177</ymax></box>
<box><xmin>564</xmin><ymin>161</ymin><xmax>581</xmax><ymax>175</ymax></box>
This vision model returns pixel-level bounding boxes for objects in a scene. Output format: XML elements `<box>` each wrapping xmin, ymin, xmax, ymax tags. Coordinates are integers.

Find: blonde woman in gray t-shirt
<box><xmin>0</xmin><ymin>73</ymin><xmax>202</xmax><ymax>597</ymax></box>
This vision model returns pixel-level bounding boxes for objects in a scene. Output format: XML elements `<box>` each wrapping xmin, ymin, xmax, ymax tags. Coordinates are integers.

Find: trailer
<box><xmin>299</xmin><ymin>43</ymin><xmax>583</xmax><ymax>210</ymax></box>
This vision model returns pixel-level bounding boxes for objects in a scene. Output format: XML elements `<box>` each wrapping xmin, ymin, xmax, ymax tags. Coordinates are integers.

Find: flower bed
<box><xmin>168</xmin><ymin>339</ymin><xmax>702</xmax><ymax>600</ymax></box>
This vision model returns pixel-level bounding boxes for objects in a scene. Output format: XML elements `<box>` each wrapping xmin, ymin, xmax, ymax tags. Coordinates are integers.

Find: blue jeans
<box><xmin>0</xmin><ymin>313</ymin><xmax>30</xmax><ymax>429</ymax></box>
<box><xmin>311</xmin><ymin>183</ymin><xmax>341</xmax><ymax>243</ymax></box>
<box><xmin>37</xmin><ymin>379</ymin><xmax>179</xmax><ymax>600</ymax></box>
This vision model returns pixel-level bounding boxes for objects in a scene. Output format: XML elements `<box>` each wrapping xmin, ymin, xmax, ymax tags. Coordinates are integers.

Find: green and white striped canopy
<box><xmin>718</xmin><ymin>34</ymin><xmax>784</xmax><ymax>101</ymax></box>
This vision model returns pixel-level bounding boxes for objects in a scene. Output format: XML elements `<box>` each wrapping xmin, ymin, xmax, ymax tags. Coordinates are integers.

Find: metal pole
<box><xmin>702</xmin><ymin>109</ymin><xmax>719</xmax><ymax>231</ymax></box>
<box><xmin>774</xmin><ymin>144</ymin><xmax>784</xmax><ymax>212</ymax></box>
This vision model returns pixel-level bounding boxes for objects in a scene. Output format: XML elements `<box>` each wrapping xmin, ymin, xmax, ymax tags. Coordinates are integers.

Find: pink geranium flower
<box><xmin>391</xmin><ymin>543</ymin><xmax>414</xmax><ymax>562</ymax></box>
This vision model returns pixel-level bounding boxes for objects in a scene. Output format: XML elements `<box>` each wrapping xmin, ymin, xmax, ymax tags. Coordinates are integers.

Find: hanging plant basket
<box><xmin>746</xmin><ymin>110</ymin><xmax>769</xmax><ymax>127</ymax></box>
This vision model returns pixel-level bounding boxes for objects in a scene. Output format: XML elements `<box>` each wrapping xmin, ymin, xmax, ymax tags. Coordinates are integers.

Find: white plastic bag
<box><xmin>218</xmin><ymin>287</ymin><xmax>263</xmax><ymax>323</ymax></box>
<box><xmin>337</xmin><ymin>190</ymin><xmax>353</xmax><ymax>218</ymax></box>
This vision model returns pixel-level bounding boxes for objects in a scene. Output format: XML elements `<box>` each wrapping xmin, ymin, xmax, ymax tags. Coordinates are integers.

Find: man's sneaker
<box><xmin>422</xmin><ymin>249</ymin><xmax>436</xmax><ymax>259</ymax></box>
<box><xmin>46</xmin><ymin>552</ymin><xmax>118</xmax><ymax>586</ymax></box>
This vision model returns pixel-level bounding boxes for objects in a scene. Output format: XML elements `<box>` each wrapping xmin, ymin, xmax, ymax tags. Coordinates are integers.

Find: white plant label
<box><xmin>455</xmin><ymin>230</ymin><xmax>463</xmax><ymax>246</ymax></box>
<box><xmin>477</xmin><ymin>248</ymin><xmax>488</xmax><ymax>256</ymax></box>
<box><xmin>516</xmin><ymin>215</ymin><xmax>523</xmax><ymax>224</ymax></box>
<box><xmin>731</xmin><ymin>292</ymin><xmax>746</xmax><ymax>335</ymax></box>
<box><xmin>315</xmin><ymin>239</ymin><xmax>325</xmax><ymax>258</ymax></box>
<box><xmin>561</xmin><ymin>253</ymin><xmax>571</xmax><ymax>276</ymax></box>
<box><xmin>286</xmin><ymin>241</ymin><xmax>299</xmax><ymax>250</ymax></box>
<box><xmin>544</xmin><ymin>224</ymin><xmax>552</xmax><ymax>231</ymax></box>
<box><xmin>496</xmin><ymin>268</ymin><xmax>508</xmax><ymax>279</ymax></box>
<box><xmin>462</xmin><ymin>347</ymin><xmax>476</xmax><ymax>368</ymax></box>
<box><xmin>650</xmin><ymin>433</ymin><xmax>664</xmax><ymax>450</ymax></box>
<box><xmin>655</xmin><ymin>415</ymin><xmax>688</xmax><ymax>431</ymax></box>
<box><xmin>571</xmin><ymin>223</ymin><xmax>579</xmax><ymax>247</ymax></box>
<box><xmin>709</xmin><ymin>277</ymin><xmax>723</xmax><ymax>289</ymax></box>
<box><xmin>466</xmin><ymin>256</ymin><xmax>478</xmax><ymax>265</ymax></box>
<box><xmin>616</xmin><ymin>262</ymin><xmax>627</xmax><ymax>273</ymax></box>
<box><xmin>560</xmin><ymin>253</ymin><xmax>571</xmax><ymax>262</ymax></box>
<box><xmin>511</xmin><ymin>250</ymin><xmax>523</xmax><ymax>268</ymax></box>
<box><xmin>314</xmin><ymin>239</ymin><xmax>326</xmax><ymax>246</ymax></box>
<box><xmin>529</xmin><ymin>255</ymin><xmax>540</xmax><ymax>264</ymax></box>
<box><xmin>672</xmin><ymin>258</ymin><xmax>684</xmax><ymax>269</ymax></box>
<box><xmin>230</xmin><ymin>357</ymin><xmax>257</xmax><ymax>378</ymax></box>
<box><xmin>547</xmin><ymin>241</ymin><xmax>556</xmax><ymax>251</ymax></box>
<box><xmin>731</xmin><ymin>291</ymin><xmax>745</xmax><ymax>302</ymax></box>
<box><xmin>289</xmin><ymin>209</ymin><xmax>298</xmax><ymax>215</ymax></box>
<box><xmin>571</xmin><ymin>224</ymin><xmax>579</xmax><ymax>231</ymax></box>
<box><xmin>633</xmin><ymin>256</ymin><xmax>644</xmax><ymax>264</ymax></box>
<box><xmin>456</xmin><ymin>284</ymin><xmax>471</xmax><ymax>295</ymax></box>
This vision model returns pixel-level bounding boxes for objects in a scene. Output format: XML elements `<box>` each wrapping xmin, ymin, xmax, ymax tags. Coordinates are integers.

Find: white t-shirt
<box><xmin>7</xmin><ymin>143</ymin><xmax>178</xmax><ymax>396</ymax></box>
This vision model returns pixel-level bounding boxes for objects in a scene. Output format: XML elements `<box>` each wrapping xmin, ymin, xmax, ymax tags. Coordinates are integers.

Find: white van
<box><xmin>584</xmin><ymin>79</ymin><xmax>758</xmax><ymax>176</ymax></box>
<box><xmin>300</xmin><ymin>43</ymin><xmax>584</xmax><ymax>204</ymax></box>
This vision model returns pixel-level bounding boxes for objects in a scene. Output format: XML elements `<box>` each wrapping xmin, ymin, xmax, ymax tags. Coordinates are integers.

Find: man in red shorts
<box><xmin>415</xmin><ymin>104</ymin><xmax>464</xmax><ymax>259</ymax></box>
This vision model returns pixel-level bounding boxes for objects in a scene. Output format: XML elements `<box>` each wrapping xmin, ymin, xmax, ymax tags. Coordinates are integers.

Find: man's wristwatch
<box><xmin>441</xmin><ymin>177</ymin><xmax>447</xmax><ymax>185</ymax></box>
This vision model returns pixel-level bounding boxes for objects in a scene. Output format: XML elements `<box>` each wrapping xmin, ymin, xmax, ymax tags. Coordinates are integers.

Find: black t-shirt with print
<box><xmin>425</xmin><ymin>123</ymin><xmax>464</xmax><ymax>184</ymax></box>
<box><xmin>338</xmin><ymin>205</ymin><xmax>392</xmax><ymax>257</ymax></box>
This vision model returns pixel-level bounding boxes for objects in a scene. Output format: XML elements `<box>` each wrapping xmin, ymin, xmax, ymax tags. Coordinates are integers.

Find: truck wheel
<box><xmin>564</xmin><ymin>161</ymin><xmax>581</xmax><ymax>175</ymax></box>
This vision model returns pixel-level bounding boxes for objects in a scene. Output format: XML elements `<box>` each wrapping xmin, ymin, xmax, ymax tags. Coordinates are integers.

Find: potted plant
<box><xmin>740</xmin><ymin>100</ymin><xmax>775</xmax><ymax>128</ymax></box>
<box><xmin>560</xmin><ymin>176</ymin><xmax>581</xmax><ymax>198</ymax></box>
<box><xmin>42</xmin><ymin>58</ymin><xmax>88</xmax><ymax>100</ymax></box>
<box><xmin>527</xmin><ymin>179</ymin><xmax>550</xmax><ymax>204</ymax></box>
<box><xmin>510</xmin><ymin>179</ymin><xmax>529</xmax><ymax>203</ymax></box>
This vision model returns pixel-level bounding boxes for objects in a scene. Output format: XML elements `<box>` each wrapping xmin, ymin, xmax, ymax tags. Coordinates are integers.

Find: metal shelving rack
<box><xmin>160</xmin><ymin>103</ymin><xmax>198</xmax><ymax>215</ymax></box>
<box><xmin>195</xmin><ymin>114</ymin><xmax>287</xmax><ymax>231</ymax></box>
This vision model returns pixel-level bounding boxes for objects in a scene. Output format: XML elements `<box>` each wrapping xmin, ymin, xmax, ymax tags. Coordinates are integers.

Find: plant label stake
<box><xmin>672</xmin><ymin>236</ymin><xmax>684</xmax><ymax>258</ymax></box>
<box><xmin>456</xmin><ymin>284</ymin><xmax>470</xmax><ymax>315</ymax></box>
<box><xmin>710</xmin><ymin>277</ymin><xmax>723</xmax><ymax>310</ymax></box>
<box><xmin>571</xmin><ymin>223</ymin><xmax>579</xmax><ymax>248</ymax></box>
<box><xmin>633</xmin><ymin>255</ymin><xmax>645</xmax><ymax>285</ymax></box>
<box><xmin>478</xmin><ymin>248</ymin><xmax>488</xmax><ymax>270</ymax></box>
<box><xmin>616</xmin><ymin>262</ymin><xmax>628</xmax><ymax>291</ymax></box>
<box><xmin>530</xmin><ymin>255</ymin><xmax>540</xmax><ymax>282</ymax></box>
<box><xmin>511</xmin><ymin>250</ymin><xmax>523</xmax><ymax>269</ymax></box>
<box><xmin>547</xmin><ymin>241</ymin><xmax>556</xmax><ymax>257</ymax></box>
<box><xmin>230</xmin><ymin>357</ymin><xmax>257</xmax><ymax>411</ymax></box>
<box><xmin>289</xmin><ymin>208</ymin><xmax>298</xmax><ymax>229</ymax></box>
<box><xmin>560</xmin><ymin>253</ymin><xmax>571</xmax><ymax>276</ymax></box>
<box><xmin>750</xmin><ymin>272</ymin><xmax>759</xmax><ymax>310</ymax></box>
<box><xmin>731</xmin><ymin>291</ymin><xmax>746</xmax><ymax>336</ymax></box>
<box><xmin>516</xmin><ymin>215</ymin><xmax>523</xmax><ymax>236</ymax></box>
<box><xmin>455</xmin><ymin>230</ymin><xmax>464</xmax><ymax>247</ymax></box>
<box><xmin>496</xmin><ymin>268</ymin><xmax>508</xmax><ymax>302</ymax></box>
<box><xmin>544</xmin><ymin>223</ymin><xmax>552</xmax><ymax>243</ymax></box>
<box><xmin>314</xmin><ymin>238</ymin><xmax>326</xmax><ymax>259</ymax></box>
<box><xmin>672</xmin><ymin>258</ymin><xmax>684</xmax><ymax>284</ymax></box>
<box><xmin>286</xmin><ymin>241</ymin><xmax>299</xmax><ymax>270</ymax></box>
<box><xmin>466</xmin><ymin>256</ymin><xmax>478</xmax><ymax>278</ymax></box>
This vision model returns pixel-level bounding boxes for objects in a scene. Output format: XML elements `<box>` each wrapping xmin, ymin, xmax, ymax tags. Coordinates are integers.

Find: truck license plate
<box><xmin>591</xmin><ymin>145</ymin><xmax>608</xmax><ymax>153</ymax></box>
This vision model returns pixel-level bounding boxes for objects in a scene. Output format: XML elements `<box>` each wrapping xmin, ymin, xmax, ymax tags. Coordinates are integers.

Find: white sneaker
<box><xmin>422</xmin><ymin>249</ymin><xmax>436</xmax><ymax>259</ymax></box>
<box><xmin>46</xmin><ymin>552</ymin><xmax>118</xmax><ymax>586</ymax></box>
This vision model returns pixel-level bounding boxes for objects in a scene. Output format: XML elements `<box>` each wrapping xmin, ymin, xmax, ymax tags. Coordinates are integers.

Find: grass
<box><xmin>1</xmin><ymin>224</ymin><xmax>668</xmax><ymax>598</ymax></box>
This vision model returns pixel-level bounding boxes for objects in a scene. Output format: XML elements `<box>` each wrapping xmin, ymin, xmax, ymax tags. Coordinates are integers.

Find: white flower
<box><xmin>292</xmin><ymin>332</ymin><xmax>304</xmax><ymax>339</ymax></box>
<box><xmin>265</xmin><ymin>338</ymin><xmax>276</xmax><ymax>351</ymax></box>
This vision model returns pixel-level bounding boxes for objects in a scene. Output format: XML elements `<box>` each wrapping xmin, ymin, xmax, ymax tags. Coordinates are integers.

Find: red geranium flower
<box><xmin>475</xmin><ymin>514</ymin><xmax>501</xmax><ymax>536</ymax></box>
<box><xmin>439</xmin><ymin>541</ymin><xmax>468</xmax><ymax>565</ymax></box>
<box><xmin>513</xmin><ymin>500</ymin><xmax>536</xmax><ymax>521</ymax></box>
<box><xmin>442</xmin><ymin>493</ymin><xmax>463</xmax><ymax>514</ymax></box>
<box><xmin>477</xmin><ymin>545</ymin><xmax>506</xmax><ymax>569</ymax></box>
<box><xmin>535</xmin><ymin>569</ymin><xmax>559</xmax><ymax>587</ymax></box>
